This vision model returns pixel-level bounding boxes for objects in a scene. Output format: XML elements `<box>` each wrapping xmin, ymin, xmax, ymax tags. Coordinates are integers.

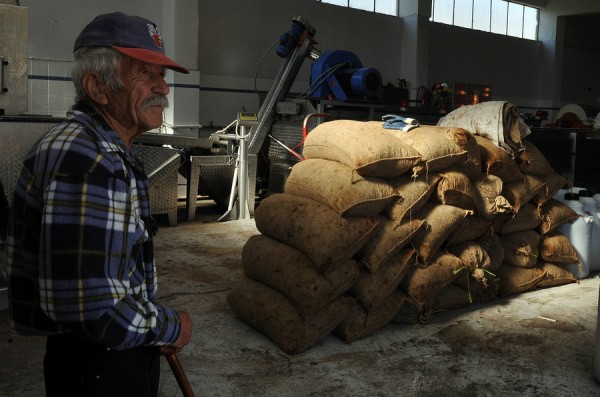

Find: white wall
<box><xmin>12</xmin><ymin>0</ymin><xmax>600</xmax><ymax>128</ymax></box>
<box><xmin>19</xmin><ymin>0</ymin><xmax>200</xmax><ymax>130</ymax></box>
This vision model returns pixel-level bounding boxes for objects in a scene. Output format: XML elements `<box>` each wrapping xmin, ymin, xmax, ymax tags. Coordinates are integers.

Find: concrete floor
<box><xmin>2</xmin><ymin>202</ymin><xmax>600</xmax><ymax>396</ymax></box>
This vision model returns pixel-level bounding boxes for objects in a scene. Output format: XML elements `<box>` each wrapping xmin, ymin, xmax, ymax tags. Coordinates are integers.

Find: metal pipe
<box><xmin>238</xmin><ymin>126</ymin><xmax>250</xmax><ymax>219</ymax></box>
<box><xmin>248</xmin><ymin>18</ymin><xmax>316</xmax><ymax>155</ymax></box>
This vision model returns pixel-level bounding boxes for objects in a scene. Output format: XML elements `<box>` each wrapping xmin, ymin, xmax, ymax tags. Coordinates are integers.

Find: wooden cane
<box><xmin>166</xmin><ymin>352</ymin><xmax>195</xmax><ymax>397</ymax></box>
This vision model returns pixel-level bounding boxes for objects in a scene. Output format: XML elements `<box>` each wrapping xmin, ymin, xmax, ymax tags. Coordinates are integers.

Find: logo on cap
<box><xmin>147</xmin><ymin>24</ymin><xmax>163</xmax><ymax>49</ymax></box>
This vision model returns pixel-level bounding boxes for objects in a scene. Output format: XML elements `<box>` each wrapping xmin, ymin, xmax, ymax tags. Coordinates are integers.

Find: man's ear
<box><xmin>82</xmin><ymin>72</ymin><xmax>108</xmax><ymax>105</ymax></box>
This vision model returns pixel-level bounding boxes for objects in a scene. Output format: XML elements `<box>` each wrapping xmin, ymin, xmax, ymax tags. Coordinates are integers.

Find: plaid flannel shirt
<box><xmin>7</xmin><ymin>107</ymin><xmax>181</xmax><ymax>349</ymax></box>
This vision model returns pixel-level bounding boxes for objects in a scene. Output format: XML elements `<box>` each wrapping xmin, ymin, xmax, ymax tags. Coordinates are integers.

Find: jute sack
<box><xmin>302</xmin><ymin>119</ymin><xmax>422</xmax><ymax>179</ymax></box>
<box><xmin>227</xmin><ymin>277</ymin><xmax>355</xmax><ymax>354</ymax></box>
<box><xmin>334</xmin><ymin>289</ymin><xmax>406</xmax><ymax>343</ymax></box>
<box><xmin>538</xmin><ymin>231</ymin><xmax>581</xmax><ymax>264</ymax></box>
<box><xmin>391</xmin><ymin>293</ymin><xmax>435</xmax><ymax>324</ymax></box>
<box><xmin>410</xmin><ymin>203</ymin><xmax>472</xmax><ymax>266</ymax></box>
<box><xmin>448</xmin><ymin>241</ymin><xmax>499</xmax><ymax>302</ymax></box>
<box><xmin>431</xmin><ymin>284</ymin><xmax>472</xmax><ymax>312</ymax></box>
<box><xmin>433</xmin><ymin>170</ymin><xmax>480</xmax><ymax>211</ymax></box>
<box><xmin>501</xmin><ymin>229</ymin><xmax>540</xmax><ymax>268</ymax></box>
<box><xmin>284</xmin><ymin>158</ymin><xmax>400</xmax><ymax>217</ymax></box>
<box><xmin>530</xmin><ymin>172</ymin><xmax>570</xmax><ymax>206</ymax></box>
<box><xmin>538</xmin><ymin>198</ymin><xmax>579</xmax><ymax>235</ymax></box>
<box><xmin>448</xmin><ymin>240</ymin><xmax>492</xmax><ymax>271</ymax></box>
<box><xmin>477</xmin><ymin>233</ymin><xmax>505</xmax><ymax>272</ymax></box>
<box><xmin>242</xmin><ymin>234</ymin><xmax>360</xmax><ymax>317</ymax></box>
<box><xmin>254</xmin><ymin>193</ymin><xmax>379</xmax><ymax>272</ymax></box>
<box><xmin>474</xmin><ymin>174</ymin><xmax>514</xmax><ymax>220</ymax></box>
<box><xmin>516</xmin><ymin>140</ymin><xmax>554</xmax><ymax>176</ymax></box>
<box><xmin>496</xmin><ymin>264</ymin><xmax>547</xmax><ymax>296</ymax></box>
<box><xmin>400</xmin><ymin>251</ymin><xmax>465</xmax><ymax>308</ymax></box>
<box><xmin>501</xmin><ymin>203</ymin><xmax>542</xmax><ymax>234</ymax></box>
<box><xmin>383</xmin><ymin>173</ymin><xmax>442</xmax><ymax>221</ymax></box>
<box><xmin>451</xmin><ymin>271</ymin><xmax>500</xmax><ymax>304</ymax></box>
<box><xmin>400</xmin><ymin>125</ymin><xmax>469</xmax><ymax>175</ymax></box>
<box><xmin>438</xmin><ymin>129</ymin><xmax>482</xmax><ymax>181</ymax></box>
<box><xmin>502</xmin><ymin>174</ymin><xmax>547</xmax><ymax>213</ymax></box>
<box><xmin>475</xmin><ymin>134</ymin><xmax>523</xmax><ymax>183</ymax></box>
<box><xmin>446</xmin><ymin>214</ymin><xmax>493</xmax><ymax>247</ymax></box>
<box><xmin>357</xmin><ymin>217</ymin><xmax>424</xmax><ymax>273</ymax></box>
<box><xmin>536</xmin><ymin>261</ymin><xmax>578</xmax><ymax>288</ymax></box>
<box><xmin>349</xmin><ymin>248</ymin><xmax>417</xmax><ymax>310</ymax></box>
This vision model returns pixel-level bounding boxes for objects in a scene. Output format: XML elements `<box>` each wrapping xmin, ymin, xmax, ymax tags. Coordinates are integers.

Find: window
<box><xmin>431</xmin><ymin>0</ymin><xmax>539</xmax><ymax>40</ymax></box>
<box><xmin>316</xmin><ymin>0</ymin><xmax>398</xmax><ymax>16</ymax></box>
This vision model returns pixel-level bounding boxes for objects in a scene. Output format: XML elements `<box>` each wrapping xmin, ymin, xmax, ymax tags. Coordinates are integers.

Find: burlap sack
<box><xmin>516</xmin><ymin>140</ymin><xmax>554</xmax><ymax>176</ymax></box>
<box><xmin>227</xmin><ymin>277</ymin><xmax>355</xmax><ymax>354</ymax></box>
<box><xmin>302</xmin><ymin>120</ymin><xmax>422</xmax><ymax>179</ymax></box>
<box><xmin>446</xmin><ymin>214</ymin><xmax>493</xmax><ymax>247</ymax></box>
<box><xmin>501</xmin><ymin>203</ymin><xmax>542</xmax><ymax>234</ymax></box>
<box><xmin>496</xmin><ymin>264</ymin><xmax>547</xmax><ymax>296</ymax></box>
<box><xmin>284</xmin><ymin>158</ymin><xmax>400</xmax><ymax>217</ymax></box>
<box><xmin>538</xmin><ymin>231</ymin><xmax>581</xmax><ymax>264</ymax></box>
<box><xmin>254</xmin><ymin>193</ymin><xmax>379</xmax><ymax>272</ymax></box>
<box><xmin>431</xmin><ymin>284</ymin><xmax>472</xmax><ymax>312</ymax></box>
<box><xmin>448</xmin><ymin>241</ymin><xmax>499</xmax><ymax>302</ymax></box>
<box><xmin>474</xmin><ymin>174</ymin><xmax>514</xmax><ymax>219</ymax></box>
<box><xmin>536</xmin><ymin>261</ymin><xmax>578</xmax><ymax>288</ymax></box>
<box><xmin>501</xmin><ymin>229</ymin><xmax>540</xmax><ymax>268</ymax></box>
<box><xmin>451</xmin><ymin>271</ymin><xmax>500</xmax><ymax>304</ymax></box>
<box><xmin>383</xmin><ymin>173</ymin><xmax>442</xmax><ymax>221</ymax></box>
<box><xmin>400</xmin><ymin>251</ymin><xmax>465</xmax><ymax>308</ymax></box>
<box><xmin>434</xmin><ymin>128</ymin><xmax>482</xmax><ymax>181</ymax></box>
<box><xmin>350</xmin><ymin>248</ymin><xmax>416</xmax><ymax>310</ymax></box>
<box><xmin>433</xmin><ymin>170</ymin><xmax>480</xmax><ymax>211</ymax></box>
<box><xmin>334</xmin><ymin>290</ymin><xmax>406</xmax><ymax>343</ymax></box>
<box><xmin>502</xmin><ymin>174</ymin><xmax>547</xmax><ymax>213</ymax></box>
<box><xmin>242</xmin><ymin>234</ymin><xmax>360</xmax><ymax>317</ymax></box>
<box><xmin>448</xmin><ymin>241</ymin><xmax>492</xmax><ymax>271</ymax></box>
<box><xmin>391</xmin><ymin>293</ymin><xmax>434</xmax><ymax>324</ymax></box>
<box><xmin>477</xmin><ymin>233</ymin><xmax>505</xmax><ymax>272</ymax></box>
<box><xmin>475</xmin><ymin>134</ymin><xmax>523</xmax><ymax>183</ymax></box>
<box><xmin>357</xmin><ymin>217</ymin><xmax>424</xmax><ymax>273</ymax></box>
<box><xmin>400</xmin><ymin>125</ymin><xmax>469</xmax><ymax>175</ymax></box>
<box><xmin>538</xmin><ymin>198</ymin><xmax>580</xmax><ymax>235</ymax></box>
<box><xmin>410</xmin><ymin>203</ymin><xmax>472</xmax><ymax>265</ymax></box>
<box><xmin>530</xmin><ymin>172</ymin><xmax>570</xmax><ymax>206</ymax></box>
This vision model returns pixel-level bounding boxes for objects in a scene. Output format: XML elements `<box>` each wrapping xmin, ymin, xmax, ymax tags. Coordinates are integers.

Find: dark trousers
<box><xmin>44</xmin><ymin>333</ymin><xmax>160</xmax><ymax>397</ymax></box>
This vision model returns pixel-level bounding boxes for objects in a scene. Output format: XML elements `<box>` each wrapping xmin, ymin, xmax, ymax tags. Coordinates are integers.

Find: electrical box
<box><xmin>0</xmin><ymin>5</ymin><xmax>28</xmax><ymax>116</ymax></box>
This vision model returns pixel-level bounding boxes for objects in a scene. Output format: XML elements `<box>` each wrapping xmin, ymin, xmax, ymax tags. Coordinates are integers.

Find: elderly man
<box><xmin>7</xmin><ymin>12</ymin><xmax>193</xmax><ymax>397</ymax></box>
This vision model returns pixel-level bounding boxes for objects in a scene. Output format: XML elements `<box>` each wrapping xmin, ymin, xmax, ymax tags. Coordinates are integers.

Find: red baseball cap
<box><xmin>74</xmin><ymin>12</ymin><xmax>189</xmax><ymax>74</ymax></box>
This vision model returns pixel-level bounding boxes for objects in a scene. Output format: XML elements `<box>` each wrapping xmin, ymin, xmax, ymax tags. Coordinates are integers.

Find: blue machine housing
<box><xmin>310</xmin><ymin>49</ymin><xmax>382</xmax><ymax>100</ymax></box>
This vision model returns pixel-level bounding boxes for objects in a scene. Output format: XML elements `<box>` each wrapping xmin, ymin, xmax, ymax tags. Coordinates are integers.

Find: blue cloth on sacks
<box><xmin>382</xmin><ymin>114</ymin><xmax>420</xmax><ymax>132</ymax></box>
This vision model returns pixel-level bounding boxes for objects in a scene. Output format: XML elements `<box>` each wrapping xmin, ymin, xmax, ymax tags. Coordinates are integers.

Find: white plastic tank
<box><xmin>558</xmin><ymin>193</ymin><xmax>593</xmax><ymax>279</ymax></box>
<box><xmin>579</xmin><ymin>191</ymin><xmax>600</xmax><ymax>272</ymax></box>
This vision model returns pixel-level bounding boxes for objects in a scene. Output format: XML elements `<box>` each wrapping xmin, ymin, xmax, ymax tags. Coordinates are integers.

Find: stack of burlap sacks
<box><xmin>227</xmin><ymin>116</ymin><xmax>581</xmax><ymax>355</ymax></box>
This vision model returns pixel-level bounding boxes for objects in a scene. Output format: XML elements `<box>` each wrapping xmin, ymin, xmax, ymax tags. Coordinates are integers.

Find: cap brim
<box><xmin>113</xmin><ymin>46</ymin><xmax>190</xmax><ymax>74</ymax></box>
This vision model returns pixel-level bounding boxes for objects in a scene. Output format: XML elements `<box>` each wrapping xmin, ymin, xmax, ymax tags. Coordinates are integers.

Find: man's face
<box><xmin>105</xmin><ymin>58</ymin><xmax>170</xmax><ymax>138</ymax></box>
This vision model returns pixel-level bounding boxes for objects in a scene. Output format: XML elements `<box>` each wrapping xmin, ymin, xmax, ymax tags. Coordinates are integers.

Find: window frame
<box><xmin>431</xmin><ymin>0</ymin><xmax>539</xmax><ymax>40</ymax></box>
<box><xmin>316</xmin><ymin>0</ymin><xmax>399</xmax><ymax>17</ymax></box>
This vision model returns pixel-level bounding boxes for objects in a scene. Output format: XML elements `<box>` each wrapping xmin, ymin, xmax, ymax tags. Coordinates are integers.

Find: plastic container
<box><xmin>554</xmin><ymin>188</ymin><xmax>569</xmax><ymax>202</ymax></box>
<box><xmin>577</xmin><ymin>192</ymin><xmax>600</xmax><ymax>272</ymax></box>
<box><xmin>559</xmin><ymin>194</ymin><xmax>593</xmax><ymax>279</ymax></box>
<box><xmin>590</xmin><ymin>211</ymin><xmax>600</xmax><ymax>273</ymax></box>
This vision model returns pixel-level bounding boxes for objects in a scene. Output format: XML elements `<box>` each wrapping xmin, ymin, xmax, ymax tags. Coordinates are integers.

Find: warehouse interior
<box><xmin>2</xmin><ymin>0</ymin><xmax>600</xmax><ymax>396</ymax></box>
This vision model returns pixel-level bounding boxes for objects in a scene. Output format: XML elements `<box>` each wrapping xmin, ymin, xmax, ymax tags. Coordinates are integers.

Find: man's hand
<box><xmin>160</xmin><ymin>310</ymin><xmax>193</xmax><ymax>356</ymax></box>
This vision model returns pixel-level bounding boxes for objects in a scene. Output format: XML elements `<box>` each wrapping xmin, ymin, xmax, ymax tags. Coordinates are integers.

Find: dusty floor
<box><xmin>2</xmin><ymin>201</ymin><xmax>600</xmax><ymax>396</ymax></box>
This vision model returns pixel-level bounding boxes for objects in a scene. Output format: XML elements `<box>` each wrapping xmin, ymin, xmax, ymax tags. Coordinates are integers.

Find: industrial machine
<box><xmin>209</xmin><ymin>16</ymin><xmax>382</xmax><ymax>220</ymax></box>
<box><xmin>309</xmin><ymin>49</ymin><xmax>382</xmax><ymax>101</ymax></box>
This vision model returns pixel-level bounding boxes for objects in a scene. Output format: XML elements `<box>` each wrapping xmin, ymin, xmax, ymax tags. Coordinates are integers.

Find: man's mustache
<box><xmin>142</xmin><ymin>95</ymin><xmax>169</xmax><ymax>108</ymax></box>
